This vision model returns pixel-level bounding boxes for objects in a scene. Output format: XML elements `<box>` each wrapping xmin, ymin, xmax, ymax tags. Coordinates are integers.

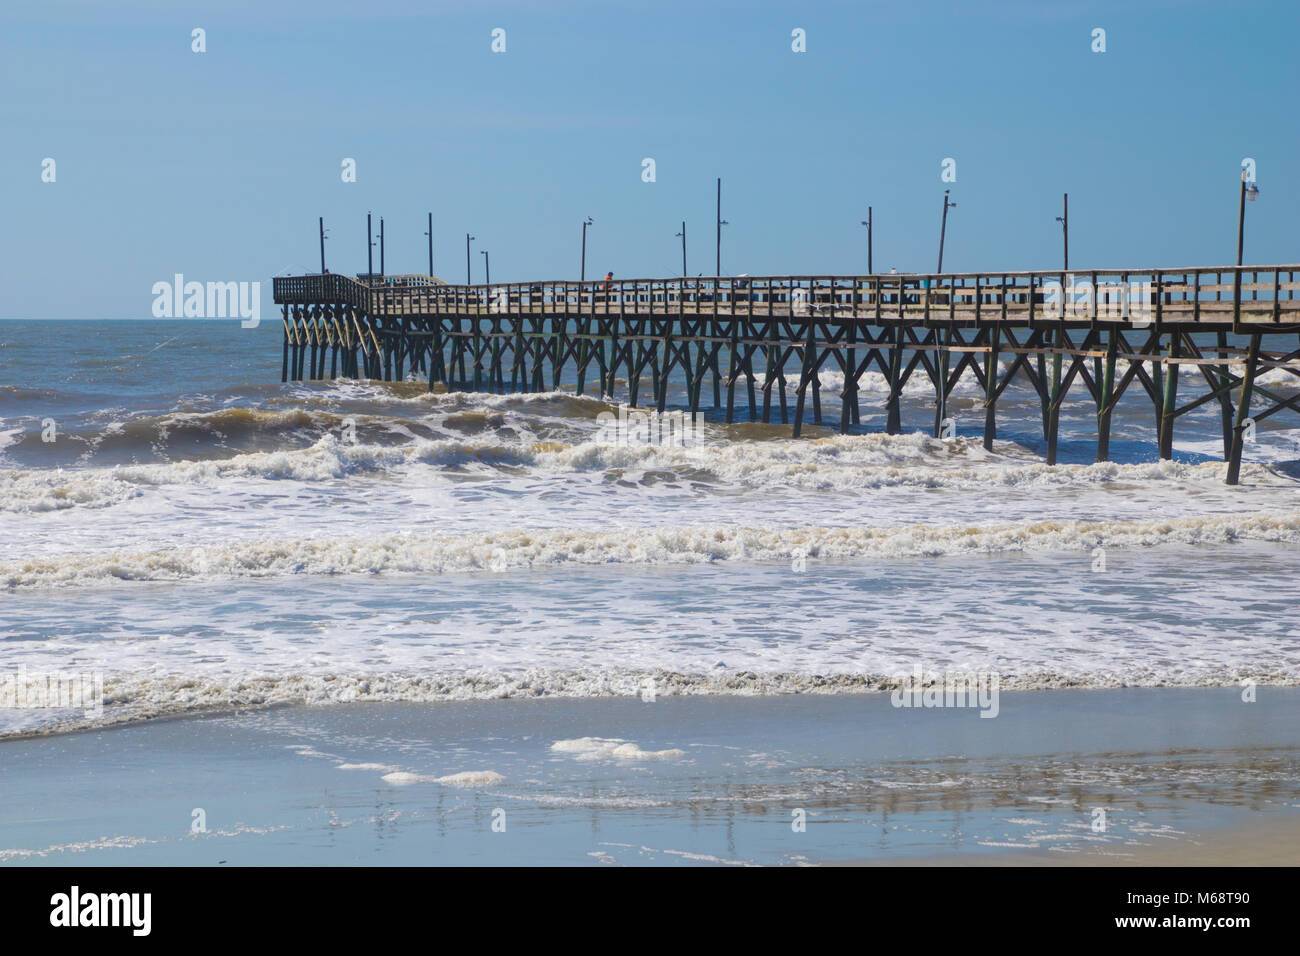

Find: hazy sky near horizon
<box><xmin>2</xmin><ymin>0</ymin><xmax>1297</xmax><ymax>318</ymax></box>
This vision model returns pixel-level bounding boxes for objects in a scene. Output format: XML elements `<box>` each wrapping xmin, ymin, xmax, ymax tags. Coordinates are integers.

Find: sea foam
<box><xmin>2</xmin><ymin>424</ymin><xmax>1288</xmax><ymax>513</ymax></box>
<box><xmin>4</xmin><ymin>509</ymin><xmax>1299</xmax><ymax>588</ymax></box>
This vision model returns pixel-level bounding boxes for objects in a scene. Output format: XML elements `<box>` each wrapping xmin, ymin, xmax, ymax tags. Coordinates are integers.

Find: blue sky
<box><xmin>2</xmin><ymin>0</ymin><xmax>1297</xmax><ymax>317</ymax></box>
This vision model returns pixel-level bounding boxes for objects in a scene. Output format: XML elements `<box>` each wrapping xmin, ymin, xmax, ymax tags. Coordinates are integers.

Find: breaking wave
<box><xmin>4</xmin><ymin>663</ymin><xmax>1297</xmax><ymax>740</ymax></box>
<box><xmin>5</xmin><ymin>509</ymin><xmax>1299</xmax><ymax>588</ymax></box>
<box><xmin>0</xmin><ymin>429</ymin><xmax>1280</xmax><ymax>512</ymax></box>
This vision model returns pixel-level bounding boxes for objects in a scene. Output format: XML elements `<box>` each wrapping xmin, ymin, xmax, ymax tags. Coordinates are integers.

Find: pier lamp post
<box><xmin>860</xmin><ymin>206</ymin><xmax>873</xmax><ymax>274</ymax></box>
<box><xmin>481</xmin><ymin>249</ymin><xmax>490</xmax><ymax>286</ymax></box>
<box><xmin>935</xmin><ymin>190</ymin><xmax>957</xmax><ymax>441</ymax></box>
<box><xmin>424</xmin><ymin>213</ymin><xmax>434</xmax><ymax>277</ymax></box>
<box><xmin>466</xmin><ymin>234</ymin><xmax>475</xmax><ymax>284</ymax></box>
<box><xmin>580</xmin><ymin>217</ymin><xmax>593</xmax><ymax>283</ymax></box>
<box><xmin>379</xmin><ymin>217</ymin><xmax>385</xmax><ymax>277</ymax></box>
<box><xmin>676</xmin><ymin>221</ymin><xmax>687</xmax><ymax>277</ymax></box>
<box><xmin>580</xmin><ymin>217</ymin><xmax>593</xmax><ymax>316</ymax></box>
<box><xmin>936</xmin><ymin>190</ymin><xmax>956</xmax><ymax>273</ymax></box>
<box><xmin>319</xmin><ymin>217</ymin><xmax>328</xmax><ymax>274</ymax></box>
<box><xmin>1055</xmin><ymin>193</ymin><xmax>1068</xmax><ymax>270</ymax></box>
<box><xmin>367</xmin><ymin>212</ymin><xmax>374</xmax><ymax>278</ymax></box>
<box><xmin>1237</xmin><ymin>166</ymin><xmax>1259</xmax><ymax>268</ymax></box>
<box><xmin>1227</xmin><ymin>164</ymin><xmax>1261</xmax><ymax>486</ymax></box>
<box><xmin>715</xmin><ymin>178</ymin><xmax>728</xmax><ymax>276</ymax></box>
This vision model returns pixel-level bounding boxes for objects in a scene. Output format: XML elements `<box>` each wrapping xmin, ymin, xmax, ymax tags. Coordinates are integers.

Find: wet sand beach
<box><xmin>3</xmin><ymin>688</ymin><xmax>1297</xmax><ymax>866</ymax></box>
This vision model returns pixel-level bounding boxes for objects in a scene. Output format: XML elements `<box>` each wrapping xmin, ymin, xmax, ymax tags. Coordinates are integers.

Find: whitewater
<box><xmin>2</xmin><ymin>319</ymin><xmax>1298</xmax><ymax>737</ymax></box>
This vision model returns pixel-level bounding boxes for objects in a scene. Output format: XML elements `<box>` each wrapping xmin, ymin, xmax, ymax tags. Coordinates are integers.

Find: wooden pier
<box><xmin>272</xmin><ymin>265</ymin><xmax>1300</xmax><ymax>483</ymax></box>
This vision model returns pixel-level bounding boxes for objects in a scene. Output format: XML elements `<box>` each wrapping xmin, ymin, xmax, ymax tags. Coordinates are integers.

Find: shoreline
<box><xmin>4</xmin><ymin>669</ymin><xmax>1296</xmax><ymax>743</ymax></box>
<box><xmin>3</xmin><ymin>688</ymin><xmax>1298</xmax><ymax>866</ymax></box>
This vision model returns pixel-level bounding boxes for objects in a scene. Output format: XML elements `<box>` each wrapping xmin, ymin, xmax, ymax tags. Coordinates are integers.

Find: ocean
<box><xmin>2</xmin><ymin>317</ymin><xmax>1299</xmax><ymax>864</ymax></box>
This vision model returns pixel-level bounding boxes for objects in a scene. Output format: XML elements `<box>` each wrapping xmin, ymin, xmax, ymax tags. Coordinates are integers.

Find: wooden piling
<box><xmin>1226</xmin><ymin>333</ymin><xmax>1262</xmax><ymax>484</ymax></box>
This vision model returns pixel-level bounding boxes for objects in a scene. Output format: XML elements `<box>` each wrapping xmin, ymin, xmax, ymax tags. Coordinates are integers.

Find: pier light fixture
<box><xmin>715</xmin><ymin>177</ymin><xmax>728</xmax><ymax>277</ymax></box>
<box><xmin>1236</xmin><ymin>165</ymin><xmax>1259</xmax><ymax>268</ymax></box>
<box><xmin>1055</xmin><ymin>193</ymin><xmax>1068</xmax><ymax>270</ymax></box>
<box><xmin>581</xmin><ymin>217</ymin><xmax>593</xmax><ymax>285</ymax></box>
<box><xmin>859</xmin><ymin>205</ymin><xmax>873</xmax><ymax>275</ymax></box>
<box><xmin>318</xmin><ymin>217</ymin><xmax>329</xmax><ymax>274</ymax></box>
<box><xmin>937</xmin><ymin>190</ymin><xmax>956</xmax><ymax>273</ymax></box>
<box><xmin>424</xmin><ymin>213</ymin><xmax>434</xmax><ymax>277</ymax></box>
<box><xmin>367</xmin><ymin>212</ymin><xmax>375</xmax><ymax>278</ymax></box>
<box><xmin>466</xmin><ymin>234</ymin><xmax>475</xmax><ymax>284</ymax></box>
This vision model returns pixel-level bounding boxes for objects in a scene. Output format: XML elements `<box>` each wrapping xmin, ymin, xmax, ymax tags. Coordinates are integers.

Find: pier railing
<box><xmin>273</xmin><ymin>273</ymin><xmax>371</xmax><ymax>310</ymax></box>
